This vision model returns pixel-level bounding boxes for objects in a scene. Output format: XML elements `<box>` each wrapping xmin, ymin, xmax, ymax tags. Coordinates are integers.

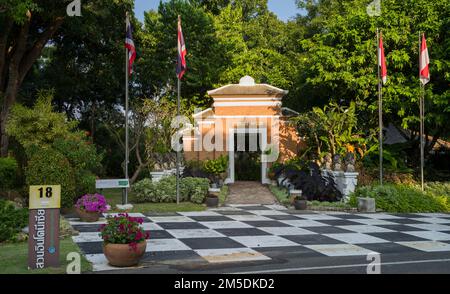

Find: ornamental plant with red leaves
<box><xmin>99</xmin><ymin>213</ymin><xmax>150</xmax><ymax>251</ymax></box>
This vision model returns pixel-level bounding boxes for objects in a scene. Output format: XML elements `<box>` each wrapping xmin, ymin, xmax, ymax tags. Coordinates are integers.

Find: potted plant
<box><xmin>99</xmin><ymin>213</ymin><xmax>150</xmax><ymax>267</ymax></box>
<box><xmin>293</xmin><ymin>195</ymin><xmax>308</xmax><ymax>210</ymax></box>
<box><xmin>75</xmin><ymin>193</ymin><xmax>109</xmax><ymax>222</ymax></box>
<box><xmin>205</xmin><ymin>188</ymin><xmax>220</xmax><ymax>207</ymax></box>
<box><xmin>203</xmin><ymin>155</ymin><xmax>228</xmax><ymax>188</ymax></box>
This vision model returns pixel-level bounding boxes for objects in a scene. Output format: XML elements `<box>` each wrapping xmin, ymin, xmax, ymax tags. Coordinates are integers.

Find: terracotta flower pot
<box><xmin>103</xmin><ymin>241</ymin><xmax>147</xmax><ymax>267</ymax></box>
<box><xmin>76</xmin><ymin>207</ymin><xmax>101</xmax><ymax>222</ymax></box>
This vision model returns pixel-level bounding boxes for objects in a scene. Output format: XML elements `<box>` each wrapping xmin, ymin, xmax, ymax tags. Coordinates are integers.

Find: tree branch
<box><xmin>18</xmin><ymin>16</ymin><xmax>64</xmax><ymax>85</ymax></box>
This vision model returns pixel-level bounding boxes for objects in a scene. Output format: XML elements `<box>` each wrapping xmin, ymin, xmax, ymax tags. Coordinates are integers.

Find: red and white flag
<box><xmin>177</xmin><ymin>16</ymin><xmax>187</xmax><ymax>80</ymax></box>
<box><xmin>378</xmin><ymin>32</ymin><xmax>387</xmax><ymax>84</ymax></box>
<box><xmin>125</xmin><ymin>15</ymin><xmax>136</xmax><ymax>76</ymax></box>
<box><xmin>420</xmin><ymin>34</ymin><xmax>430</xmax><ymax>85</ymax></box>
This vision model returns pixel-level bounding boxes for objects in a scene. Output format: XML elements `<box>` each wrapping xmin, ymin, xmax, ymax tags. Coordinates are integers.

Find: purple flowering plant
<box><xmin>99</xmin><ymin>213</ymin><xmax>150</xmax><ymax>251</ymax></box>
<box><xmin>75</xmin><ymin>193</ymin><xmax>109</xmax><ymax>213</ymax></box>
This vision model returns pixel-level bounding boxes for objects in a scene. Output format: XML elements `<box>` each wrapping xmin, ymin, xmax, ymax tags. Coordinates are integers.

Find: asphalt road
<box><xmin>97</xmin><ymin>247</ymin><xmax>450</xmax><ymax>274</ymax></box>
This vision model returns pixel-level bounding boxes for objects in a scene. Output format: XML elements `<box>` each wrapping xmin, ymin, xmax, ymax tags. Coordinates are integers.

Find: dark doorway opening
<box><xmin>234</xmin><ymin>132</ymin><xmax>261</xmax><ymax>181</ymax></box>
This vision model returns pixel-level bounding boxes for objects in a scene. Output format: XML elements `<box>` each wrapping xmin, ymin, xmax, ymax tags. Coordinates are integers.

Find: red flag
<box><xmin>378</xmin><ymin>32</ymin><xmax>387</xmax><ymax>85</ymax></box>
<box><xmin>177</xmin><ymin>16</ymin><xmax>187</xmax><ymax>80</ymax></box>
<box><xmin>420</xmin><ymin>34</ymin><xmax>430</xmax><ymax>85</ymax></box>
<box><xmin>125</xmin><ymin>15</ymin><xmax>136</xmax><ymax>76</ymax></box>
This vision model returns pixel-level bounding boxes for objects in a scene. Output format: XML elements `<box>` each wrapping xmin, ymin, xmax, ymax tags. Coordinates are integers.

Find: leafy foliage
<box><xmin>294</xmin><ymin>101</ymin><xmax>371</xmax><ymax>160</ymax></box>
<box><xmin>182</xmin><ymin>160</ymin><xmax>210</xmax><ymax>179</ymax></box>
<box><xmin>0</xmin><ymin>157</ymin><xmax>18</xmax><ymax>190</ymax></box>
<box><xmin>349</xmin><ymin>183</ymin><xmax>450</xmax><ymax>213</ymax></box>
<box><xmin>6</xmin><ymin>90</ymin><xmax>78</xmax><ymax>154</ymax></box>
<box><xmin>25</xmin><ymin>148</ymin><xmax>76</xmax><ymax>209</ymax></box>
<box><xmin>203</xmin><ymin>155</ymin><xmax>228</xmax><ymax>175</ymax></box>
<box><xmin>132</xmin><ymin>176</ymin><xmax>209</xmax><ymax>204</ymax></box>
<box><xmin>0</xmin><ymin>199</ymin><xmax>28</xmax><ymax>243</ymax></box>
<box><xmin>274</xmin><ymin>161</ymin><xmax>343</xmax><ymax>202</ymax></box>
<box><xmin>290</xmin><ymin>0</ymin><xmax>450</xmax><ymax>169</ymax></box>
<box><xmin>7</xmin><ymin>91</ymin><xmax>102</xmax><ymax>200</ymax></box>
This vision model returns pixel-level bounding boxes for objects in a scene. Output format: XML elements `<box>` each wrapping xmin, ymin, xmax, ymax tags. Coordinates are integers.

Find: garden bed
<box><xmin>98</xmin><ymin>188</ymin><xmax>206</xmax><ymax>213</ymax></box>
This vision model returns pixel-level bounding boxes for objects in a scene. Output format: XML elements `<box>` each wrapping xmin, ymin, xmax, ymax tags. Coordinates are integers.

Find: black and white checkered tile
<box><xmin>68</xmin><ymin>205</ymin><xmax>450</xmax><ymax>272</ymax></box>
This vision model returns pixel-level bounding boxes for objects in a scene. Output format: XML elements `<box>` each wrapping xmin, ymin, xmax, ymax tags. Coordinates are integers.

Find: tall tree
<box><xmin>0</xmin><ymin>0</ymin><xmax>133</xmax><ymax>156</ymax></box>
<box><xmin>138</xmin><ymin>0</ymin><xmax>224</xmax><ymax>108</ymax></box>
<box><xmin>0</xmin><ymin>0</ymin><xmax>65</xmax><ymax>156</ymax></box>
<box><xmin>290</xmin><ymin>0</ymin><xmax>449</xmax><ymax>163</ymax></box>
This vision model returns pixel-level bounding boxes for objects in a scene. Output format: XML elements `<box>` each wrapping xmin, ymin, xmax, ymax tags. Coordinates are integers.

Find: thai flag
<box><xmin>125</xmin><ymin>15</ymin><xmax>136</xmax><ymax>76</ymax></box>
<box><xmin>420</xmin><ymin>34</ymin><xmax>430</xmax><ymax>85</ymax></box>
<box><xmin>177</xmin><ymin>16</ymin><xmax>187</xmax><ymax>80</ymax></box>
<box><xmin>378</xmin><ymin>31</ymin><xmax>387</xmax><ymax>85</ymax></box>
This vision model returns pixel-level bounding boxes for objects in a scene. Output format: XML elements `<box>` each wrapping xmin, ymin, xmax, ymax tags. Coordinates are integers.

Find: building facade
<box><xmin>183</xmin><ymin>76</ymin><xmax>303</xmax><ymax>184</ymax></box>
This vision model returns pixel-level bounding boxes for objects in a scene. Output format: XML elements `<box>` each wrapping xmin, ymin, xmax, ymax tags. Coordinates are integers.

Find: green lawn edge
<box><xmin>0</xmin><ymin>238</ymin><xmax>92</xmax><ymax>274</ymax></box>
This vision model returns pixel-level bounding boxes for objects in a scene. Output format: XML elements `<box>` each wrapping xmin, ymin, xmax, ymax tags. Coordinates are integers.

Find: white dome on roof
<box><xmin>239</xmin><ymin>76</ymin><xmax>255</xmax><ymax>86</ymax></box>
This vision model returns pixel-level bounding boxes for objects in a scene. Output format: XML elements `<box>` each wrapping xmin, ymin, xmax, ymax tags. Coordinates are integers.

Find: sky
<box><xmin>134</xmin><ymin>0</ymin><xmax>301</xmax><ymax>22</ymax></box>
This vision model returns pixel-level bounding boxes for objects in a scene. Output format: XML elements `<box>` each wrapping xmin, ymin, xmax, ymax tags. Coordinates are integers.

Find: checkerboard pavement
<box><xmin>68</xmin><ymin>205</ymin><xmax>450</xmax><ymax>272</ymax></box>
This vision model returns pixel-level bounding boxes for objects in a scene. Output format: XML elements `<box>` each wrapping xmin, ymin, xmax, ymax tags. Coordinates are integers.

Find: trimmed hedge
<box><xmin>25</xmin><ymin>148</ymin><xmax>77</xmax><ymax>209</ymax></box>
<box><xmin>349</xmin><ymin>183</ymin><xmax>450</xmax><ymax>213</ymax></box>
<box><xmin>133</xmin><ymin>176</ymin><xmax>209</xmax><ymax>204</ymax></box>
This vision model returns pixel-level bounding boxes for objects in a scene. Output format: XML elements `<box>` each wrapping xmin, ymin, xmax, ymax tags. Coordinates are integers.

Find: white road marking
<box><xmin>229</xmin><ymin>258</ymin><xmax>450</xmax><ymax>274</ymax></box>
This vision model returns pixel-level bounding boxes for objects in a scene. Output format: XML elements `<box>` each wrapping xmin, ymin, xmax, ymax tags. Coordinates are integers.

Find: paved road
<box><xmin>69</xmin><ymin>205</ymin><xmax>450</xmax><ymax>274</ymax></box>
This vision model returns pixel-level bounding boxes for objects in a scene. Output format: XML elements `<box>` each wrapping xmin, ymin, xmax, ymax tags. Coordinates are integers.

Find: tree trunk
<box><xmin>0</xmin><ymin>92</ymin><xmax>15</xmax><ymax>156</ymax></box>
<box><xmin>0</xmin><ymin>14</ymin><xmax>64</xmax><ymax>157</ymax></box>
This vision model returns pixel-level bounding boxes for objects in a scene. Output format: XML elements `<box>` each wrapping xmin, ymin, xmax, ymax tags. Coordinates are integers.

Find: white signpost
<box><xmin>95</xmin><ymin>179</ymin><xmax>130</xmax><ymax>189</ymax></box>
<box><xmin>96</xmin><ymin>179</ymin><xmax>130</xmax><ymax>208</ymax></box>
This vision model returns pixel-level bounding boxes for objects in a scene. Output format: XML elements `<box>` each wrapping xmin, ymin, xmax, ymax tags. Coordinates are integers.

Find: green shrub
<box><xmin>75</xmin><ymin>170</ymin><xmax>97</xmax><ymax>197</ymax></box>
<box><xmin>53</xmin><ymin>137</ymin><xmax>102</xmax><ymax>196</ymax></box>
<box><xmin>0</xmin><ymin>199</ymin><xmax>28</xmax><ymax>242</ymax></box>
<box><xmin>190</xmin><ymin>186</ymin><xmax>207</xmax><ymax>204</ymax></box>
<box><xmin>424</xmin><ymin>182</ymin><xmax>450</xmax><ymax>198</ymax></box>
<box><xmin>203</xmin><ymin>155</ymin><xmax>228</xmax><ymax>175</ymax></box>
<box><xmin>132</xmin><ymin>178</ymin><xmax>156</xmax><ymax>203</ymax></box>
<box><xmin>349</xmin><ymin>184</ymin><xmax>450</xmax><ymax>213</ymax></box>
<box><xmin>0</xmin><ymin>157</ymin><xmax>18</xmax><ymax>190</ymax></box>
<box><xmin>6</xmin><ymin>91</ymin><xmax>102</xmax><ymax>199</ymax></box>
<box><xmin>132</xmin><ymin>176</ymin><xmax>209</xmax><ymax>203</ymax></box>
<box><xmin>183</xmin><ymin>177</ymin><xmax>209</xmax><ymax>204</ymax></box>
<box><xmin>25</xmin><ymin>148</ymin><xmax>76</xmax><ymax>209</ymax></box>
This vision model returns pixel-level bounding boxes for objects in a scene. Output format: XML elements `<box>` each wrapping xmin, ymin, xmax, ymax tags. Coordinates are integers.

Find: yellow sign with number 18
<box><xmin>29</xmin><ymin>185</ymin><xmax>61</xmax><ymax>209</ymax></box>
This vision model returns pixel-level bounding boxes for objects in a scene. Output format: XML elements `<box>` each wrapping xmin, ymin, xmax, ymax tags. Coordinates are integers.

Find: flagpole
<box><xmin>419</xmin><ymin>32</ymin><xmax>424</xmax><ymax>191</ymax></box>
<box><xmin>176</xmin><ymin>75</ymin><xmax>181</xmax><ymax>205</ymax></box>
<box><xmin>124</xmin><ymin>12</ymin><xmax>129</xmax><ymax>205</ymax></box>
<box><xmin>377</xmin><ymin>28</ymin><xmax>383</xmax><ymax>186</ymax></box>
<box><xmin>176</xmin><ymin>15</ymin><xmax>181</xmax><ymax>205</ymax></box>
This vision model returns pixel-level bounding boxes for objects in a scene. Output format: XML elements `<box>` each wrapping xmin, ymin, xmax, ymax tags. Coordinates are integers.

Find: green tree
<box><xmin>138</xmin><ymin>0</ymin><xmax>224</xmax><ymax>107</ymax></box>
<box><xmin>0</xmin><ymin>0</ymin><xmax>134</xmax><ymax>156</ymax></box>
<box><xmin>213</xmin><ymin>3</ymin><xmax>296</xmax><ymax>88</ymax></box>
<box><xmin>290</xmin><ymin>0</ymin><xmax>449</xmax><ymax>164</ymax></box>
<box><xmin>6</xmin><ymin>90</ymin><xmax>102</xmax><ymax>200</ymax></box>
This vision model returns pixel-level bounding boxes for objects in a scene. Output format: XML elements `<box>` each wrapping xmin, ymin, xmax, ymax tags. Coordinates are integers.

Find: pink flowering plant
<box><xmin>75</xmin><ymin>193</ymin><xmax>108</xmax><ymax>213</ymax></box>
<box><xmin>99</xmin><ymin>213</ymin><xmax>150</xmax><ymax>251</ymax></box>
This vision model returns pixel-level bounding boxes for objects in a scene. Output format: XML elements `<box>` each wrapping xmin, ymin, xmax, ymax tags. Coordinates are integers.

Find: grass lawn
<box><xmin>100</xmin><ymin>188</ymin><xmax>206</xmax><ymax>213</ymax></box>
<box><xmin>269</xmin><ymin>185</ymin><xmax>291</xmax><ymax>206</ymax></box>
<box><xmin>219</xmin><ymin>185</ymin><xmax>229</xmax><ymax>205</ymax></box>
<box><xmin>0</xmin><ymin>238</ymin><xmax>92</xmax><ymax>274</ymax></box>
